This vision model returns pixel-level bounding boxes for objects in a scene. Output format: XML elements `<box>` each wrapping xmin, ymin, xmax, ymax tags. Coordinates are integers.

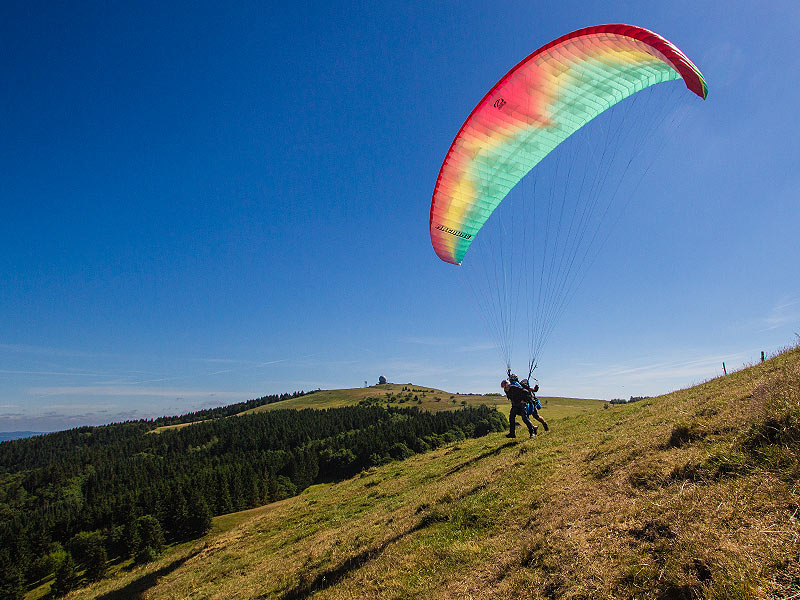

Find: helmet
<box><xmin>509</xmin><ymin>373</ymin><xmax>519</xmax><ymax>382</ymax></box>
<box><xmin>501</xmin><ymin>380</ymin><xmax>509</xmax><ymax>388</ymax></box>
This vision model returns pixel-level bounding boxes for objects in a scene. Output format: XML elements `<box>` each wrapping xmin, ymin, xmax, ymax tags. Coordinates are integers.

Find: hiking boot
<box><xmin>505</xmin><ymin>433</ymin><xmax>516</xmax><ymax>438</ymax></box>
<box><xmin>531</xmin><ymin>425</ymin><xmax>538</xmax><ymax>438</ymax></box>
<box><xmin>543</xmin><ymin>422</ymin><xmax>549</xmax><ymax>432</ymax></box>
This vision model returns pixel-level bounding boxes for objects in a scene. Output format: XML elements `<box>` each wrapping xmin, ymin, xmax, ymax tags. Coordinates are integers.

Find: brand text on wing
<box><xmin>435</xmin><ymin>224</ymin><xmax>472</xmax><ymax>240</ymax></box>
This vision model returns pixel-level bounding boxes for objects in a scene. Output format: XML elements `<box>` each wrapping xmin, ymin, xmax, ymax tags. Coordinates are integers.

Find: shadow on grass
<box><xmin>278</xmin><ymin>530</ymin><xmax>405</xmax><ymax>600</ymax></box>
<box><xmin>444</xmin><ymin>440</ymin><xmax>517</xmax><ymax>476</ymax></box>
<box><xmin>279</xmin><ymin>446</ymin><xmax>512</xmax><ymax>600</ymax></box>
<box><xmin>95</xmin><ymin>550</ymin><xmax>200</xmax><ymax>600</ymax></box>
<box><xmin>278</xmin><ymin>518</ymin><xmax>436</xmax><ymax>600</ymax></box>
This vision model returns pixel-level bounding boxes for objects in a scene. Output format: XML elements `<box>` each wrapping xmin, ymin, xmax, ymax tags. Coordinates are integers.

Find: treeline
<box><xmin>151</xmin><ymin>389</ymin><xmax>313</xmax><ymax>426</ymax></box>
<box><xmin>0</xmin><ymin>404</ymin><xmax>505</xmax><ymax>597</ymax></box>
<box><xmin>609</xmin><ymin>396</ymin><xmax>651</xmax><ymax>405</ymax></box>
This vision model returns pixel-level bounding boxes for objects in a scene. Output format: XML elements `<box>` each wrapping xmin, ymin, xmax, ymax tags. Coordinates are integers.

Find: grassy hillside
<box><xmin>246</xmin><ymin>383</ymin><xmax>600</xmax><ymax>418</ymax></box>
<box><xmin>149</xmin><ymin>383</ymin><xmax>600</xmax><ymax>434</ymax></box>
<box><xmin>245</xmin><ymin>383</ymin><xmax>486</xmax><ymax>412</ymax></box>
<box><xmin>62</xmin><ymin>347</ymin><xmax>800</xmax><ymax>599</ymax></box>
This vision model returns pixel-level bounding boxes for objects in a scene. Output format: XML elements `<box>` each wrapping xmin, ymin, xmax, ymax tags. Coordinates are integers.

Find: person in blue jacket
<box><xmin>520</xmin><ymin>378</ymin><xmax>549</xmax><ymax>432</ymax></box>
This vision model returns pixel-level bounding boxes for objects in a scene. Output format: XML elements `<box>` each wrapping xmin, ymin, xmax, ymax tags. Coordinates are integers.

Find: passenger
<box><xmin>520</xmin><ymin>379</ymin><xmax>549</xmax><ymax>432</ymax></box>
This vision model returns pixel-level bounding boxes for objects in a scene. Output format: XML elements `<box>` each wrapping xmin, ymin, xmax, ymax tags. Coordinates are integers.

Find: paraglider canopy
<box><xmin>430</xmin><ymin>24</ymin><xmax>707</xmax><ymax>266</ymax></box>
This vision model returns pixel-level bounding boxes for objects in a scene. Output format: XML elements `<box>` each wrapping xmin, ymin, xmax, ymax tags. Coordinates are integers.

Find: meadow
<box><xmin>57</xmin><ymin>346</ymin><xmax>800</xmax><ymax>599</ymax></box>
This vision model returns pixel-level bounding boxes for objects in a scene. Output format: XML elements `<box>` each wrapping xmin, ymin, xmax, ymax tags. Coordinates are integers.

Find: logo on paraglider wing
<box><xmin>435</xmin><ymin>224</ymin><xmax>472</xmax><ymax>240</ymax></box>
<box><xmin>493</xmin><ymin>97</ymin><xmax>506</xmax><ymax>110</ymax></box>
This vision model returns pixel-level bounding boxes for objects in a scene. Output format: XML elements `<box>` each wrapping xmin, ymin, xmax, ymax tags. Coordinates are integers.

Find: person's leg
<box><xmin>520</xmin><ymin>411</ymin><xmax>536</xmax><ymax>437</ymax></box>
<box><xmin>533</xmin><ymin>409</ymin><xmax>549</xmax><ymax>431</ymax></box>
<box><xmin>507</xmin><ymin>406</ymin><xmax>519</xmax><ymax>437</ymax></box>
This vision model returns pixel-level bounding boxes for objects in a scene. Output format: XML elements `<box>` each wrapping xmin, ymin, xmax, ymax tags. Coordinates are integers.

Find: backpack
<box><xmin>526</xmin><ymin>396</ymin><xmax>542</xmax><ymax>415</ymax></box>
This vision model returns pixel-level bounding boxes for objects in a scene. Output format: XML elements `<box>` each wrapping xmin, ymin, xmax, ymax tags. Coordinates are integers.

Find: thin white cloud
<box><xmin>397</xmin><ymin>336</ymin><xmax>496</xmax><ymax>355</ymax></box>
<box><xmin>27</xmin><ymin>386</ymin><xmax>249</xmax><ymax>400</ymax></box>
<box><xmin>208</xmin><ymin>357</ymin><xmax>295</xmax><ymax>375</ymax></box>
<box><xmin>760</xmin><ymin>295</ymin><xmax>800</xmax><ymax>331</ymax></box>
<box><xmin>398</xmin><ymin>336</ymin><xmax>457</xmax><ymax>347</ymax></box>
<box><xmin>0</xmin><ymin>343</ymin><xmax>101</xmax><ymax>359</ymax></box>
<box><xmin>528</xmin><ymin>347</ymin><xmax>767</xmax><ymax>400</ymax></box>
<box><xmin>0</xmin><ymin>369</ymin><xmax>102</xmax><ymax>377</ymax></box>
<box><xmin>582</xmin><ymin>352</ymin><xmax>748</xmax><ymax>383</ymax></box>
<box><xmin>455</xmin><ymin>342</ymin><xmax>496</xmax><ymax>353</ymax></box>
<box><xmin>201</xmin><ymin>354</ymin><xmax>315</xmax><ymax>375</ymax></box>
<box><xmin>375</xmin><ymin>358</ymin><xmax>502</xmax><ymax>390</ymax></box>
<box><xmin>194</xmin><ymin>357</ymin><xmax>248</xmax><ymax>364</ymax></box>
<box><xmin>38</xmin><ymin>404</ymin><xmax>119</xmax><ymax>411</ymax></box>
<box><xmin>256</xmin><ymin>358</ymin><xmax>294</xmax><ymax>367</ymax></box>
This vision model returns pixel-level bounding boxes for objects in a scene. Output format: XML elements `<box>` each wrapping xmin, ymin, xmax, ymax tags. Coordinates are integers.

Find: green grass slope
<box><xmin>245</xmin><ymin>383</ymin><xmax>600</xmax><ymax>418</ymax></box>
<box><xmin>63</xmin><ymin>348</ymin><xmax>800</xmax><ymax>599</ymax></box>
<box><xmin>150</xmin><ymin>384</ymin><xmax>597</xmax><ymax>434</ymax></box>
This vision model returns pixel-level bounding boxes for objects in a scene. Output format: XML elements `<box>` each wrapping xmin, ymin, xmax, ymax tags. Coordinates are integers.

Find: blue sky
<box><xmin>2</xmin><ymin>1</ymin><xmax>799</xmax><ymax>431</ymax></box>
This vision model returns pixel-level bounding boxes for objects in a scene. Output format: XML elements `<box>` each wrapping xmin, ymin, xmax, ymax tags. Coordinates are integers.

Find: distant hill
<box><xmin>59</xmin><ymin>345</ymin><xmax>800</xmax><ymax>599</ymax></box>
<box><xmin>244</xmin><ymin>382</ymin><xmax>599</xmax><ymax>415</ymax></box>
<box><xmin>150</xmin><ymin>382</ymin><xmax>600</xmax><ymax>433</ymax></box>
<box><xmin>0</xmin><ymin>431</ymin><xmax>46</xmax><ymax>442</ymax></box>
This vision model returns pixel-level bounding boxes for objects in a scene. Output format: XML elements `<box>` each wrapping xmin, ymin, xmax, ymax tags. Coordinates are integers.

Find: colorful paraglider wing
<box><xmin>429</xmin><ymin>24</ymin><xmax>707</xmax><ymax>265</ymax></box>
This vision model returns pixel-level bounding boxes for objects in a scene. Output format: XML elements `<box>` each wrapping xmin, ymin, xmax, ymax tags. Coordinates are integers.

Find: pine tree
<box><xmin>54</xmin><ymin>553</ymin><xmax>79</xmax><ymax>597</ymax></box>
<box><xmin>136</xmin><ymin>515</ymin><xmax>164</xmax><ymax>555</ymax></box>
<box><xmin>85</xmin><ymin>541</ymin><xmax>107</xmax><ymax>582</ymax></box>
<box><xmin>185</xmin><ymin>492</ymin><xmax>213</xmax><ymax>537</ymax></box>
<box><xmin>0</xmin><ymin>559</ymin><xmax>24</xmax><ymax>600</ymax></box>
